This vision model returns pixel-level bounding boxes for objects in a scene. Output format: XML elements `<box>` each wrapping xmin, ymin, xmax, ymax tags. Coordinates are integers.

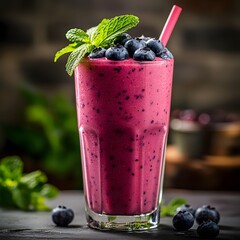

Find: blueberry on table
<box><xmin>89</xmin><ymin>47</ymin><xmax>106</xmax><ymax>58</ymax></box>
<box><xmin>146</xmin><ymin>39</ymin><xmax>164</xmax><ymax>56</ymax></box>
<box><xmin>52</xmin><ymin>205</ymin><xmax>74</xmax><ymax>227</ymax></box>
<box><xmin>159</xmin><ymin>48</ymin><xmax>174</xmax><ymax>59</ymax></box>
<box><xmin>176</xmin><ymin>204</ymin><xmax>196</xmax><ymax>217</ymax></box>
<box><xmin>133</xmin><ymin>47</ymin><xmax>155</xmax><ymax>61</ymax></box>
<box><xmin>115</xmin><ymin>33</ymin><xmax>132</xmax><ymax>45</ymax></box>
<box><xmin>195</xmin><ymin>205</ymin><xmax>220</xmax><ymax>225</ymax></box>
<box><xmin>106</xmin><ymin>44</ymin><xmax>129</xmax><ymax>60</ymax></box>
<box><xmin>124</xmin><ymin>39</ymin><xmax>146</xmax><ymax>57</ymax></box>
<box><xmin>197</xmin><ymin>220</ymin><xmax>220</xmax><ymax>238</ymax></box>
<box><xmin>172</xmin><ymin>210</ymin><xmax>194</xmax><ymax>231</ymax></box>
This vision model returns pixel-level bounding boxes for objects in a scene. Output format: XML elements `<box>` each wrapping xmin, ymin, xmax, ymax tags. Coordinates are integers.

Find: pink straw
<box><xmin>160</xmin><ymin>5</ymin><xmax>182</xmax><ymax>46</ymax></box>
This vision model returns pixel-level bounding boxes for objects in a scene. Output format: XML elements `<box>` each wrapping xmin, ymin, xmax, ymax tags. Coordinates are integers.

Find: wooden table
<box><xmin>0</xmin><ymin>190</ymin><xmax>240</xmax><ymax>239</ymax></box>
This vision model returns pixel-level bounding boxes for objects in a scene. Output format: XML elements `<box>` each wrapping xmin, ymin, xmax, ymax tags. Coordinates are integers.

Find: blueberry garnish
<box><xmin>146</xmin><ymin>39</ymin><xmax>164</xmax><ymax>56</ymax></box>
<box><xmin>105</xmin><ymin>44</ymin><xmax>129</xmax><ymax>60</ymax></box>
<box><xmin>176</xmin><ymin>204</ymin><xmax>196</xmax><ymax>217</ymax></box>
<box><xmin>124</xmin><ymin>39</ymin><xmax>146</xmax><ymax>57</ymax></box>
<box><xmin>197</xmin><ymin>220</ymin><xmax>220</xmax><ymax>238</ymax></box>
<box><xmin>115</xmin><ymin>33</ymin><xmax>132</xmax><ymax>45</ymax></box>
<box><xmin>159</xmin><ymin>48</ymin><xmax>174</xmax><ymax>60</ymax></box>
<box><xmin>133</xmin><ymin>47</ymin><xmax>155</xmax><ymax>61</ymax></box>
<box><xmin>89</xmin><ymin>47</ymin><xmax>106</xmax><ymax>58</ymax></box>
<box><xmin>52</xmin><ymin>205</ymin><xmax>74</xmax><ymax>227</ymax></box>
<box><xmin>135</xmin><ymin>35</ymin><xmax>152</xmax><ymax>43</ymax></box>
<box><xmin>172</xmin><ymin>210</ymin><xmax>194</xmax><ymax>231</ymax></box>
<box><xmin>195</xmin><ymin>205</ymin><xmax>220</xmax><ymax>225</ymax></box>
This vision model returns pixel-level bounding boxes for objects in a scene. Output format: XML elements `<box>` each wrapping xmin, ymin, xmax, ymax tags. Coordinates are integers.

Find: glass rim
<box><xmin>79</xmin><ymin>57</ymin><xmax>174</xmax><ymax>66</ymax></box>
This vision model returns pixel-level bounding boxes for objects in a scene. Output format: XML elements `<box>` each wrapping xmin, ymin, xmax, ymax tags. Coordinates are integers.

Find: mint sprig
<box><xmin>0</xmin><ymin>156</ymin><xmax>59</xmax><ymax>211</ymax></box>
<box><xmin>161</xmin><ymin>198</ymin><xmax>188</xmax><ymax>217</ymax></box>
<box><xmin>54</xmin><ymin>15</ymin><xmax>139</xmax><ymax>76</ymax></box>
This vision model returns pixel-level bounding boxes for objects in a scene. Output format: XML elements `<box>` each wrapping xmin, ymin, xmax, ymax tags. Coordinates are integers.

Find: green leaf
<box><xmin>39</xmin><ymin>183</ymin><xmax>59</xmax><ymax>199</ymax></box>
<box><xmin>21</xmin><ymin>171</ymin><xmax>47</xmax><ymax>190</ymax></box>
<box><xmin>93</xmin><ymin>15</ymin><xmax>139</xmax><ymax>47</ymax></box>
<box><xmin>0</xmin><ymin>156</ymin><xmax>59</xmax><ymax>211</ymax></box>
<box><xmin>86</xmin><ymin>26</ymin><xmax>98</xmax><ymax>42</ymax></box>
<box><xmin>30</xmin><ymin>193</ymin><xmax>51</xmax><ymax>211</ymax></box>
<box><xmin>107</xmin><ymin>216</ymin><xmax>116</xmax><ymax>221</ymax></box>
<box><xmin>0</xmin><ymin>156</ymin><xmax>23</xmax><ymax>181</ymax></box>
<box><xmin>0</xmin><ymin>185</ymin><xmax>16</xmax><ymax>208</ymax></box>
<box><xmin>161</xmin><ymin>198</ymin><xmax>188</xmax><ymax>217</ymax></box>
<box><xmin>54</xmin><ymin>14</ymin><xmax>139</xmax><ymax>75</ymax></box>
<box><xmin>54</xmin><ymin>43</ymin><xmax>78</xmax><ymax>62</ymax></box>
<box><xmin>66</xmin><ymin>43</ymin><xmax>93</xmax><ymax>76</ymax></box>
<box><xmin>12</xmin><ymin>183</ymin><xmax>31</xmax><ymax>210</ymax></box>
<box><xmin>66</xmin><ymin>28</ymin><xmax>90</xmax><ymax>43</ymax></box>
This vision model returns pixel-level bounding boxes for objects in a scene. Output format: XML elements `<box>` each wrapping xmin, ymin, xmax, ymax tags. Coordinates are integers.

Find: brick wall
<box><xmin>0</xmin><ymin>0</ymin><xmax>240</xmax><ymax>142</ymax></box>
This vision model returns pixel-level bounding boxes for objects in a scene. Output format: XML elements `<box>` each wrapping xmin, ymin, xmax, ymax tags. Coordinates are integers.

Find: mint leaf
<box><xmin>107</xmin><ymin>216</ymin><xmax>116</xmax><ymax>221</ymax></box>
<box><xmin>39</xmin><ymin>183</ymin><xmax>59</xmax><ymax>198</ymax></box>
<box><xmin>93</xmin><ymin>15</ymin><xmax>139</xmax><ymax>47</ymax></box>
<box><xmin>0</xmin><ymin>156</ymin><xmax>59</xmax><ymax>211</ymax></box>
<box><xmin>21</xmin><ymin>171</ymin><xmax>47</xmax><ymax>189</ymax></box>
<box><xmin>66</xmin><ymin>28</ymin><xmax>90</xmax><ymax>43</ymax></box>
<box><xmin>54</xmin><ymin>43</ymin><xmax>79</xmax><ymax>62</ymax></box>
<box><xmin>66</xmin><ymin>43</ymin><xmax>93</xmax><ymax>76</ymax></box>
<box><xmin>0</xmin><ymin>156</ymin><xmax>23</xmax><ymax>182</ymax></box>
<box><xmin>86</xmin><ymin>26</ymin><xmax>98</xmax><ymax>42</ymax></box>
<box><xmin>54</xmin><ymin>14</ymin><xmax>139</xmax><ymax>76</ymax></box>
<box><xmin>161</xmin><ymin>198</ymin><xmax>188</xmax><ymax>217</ymax></box>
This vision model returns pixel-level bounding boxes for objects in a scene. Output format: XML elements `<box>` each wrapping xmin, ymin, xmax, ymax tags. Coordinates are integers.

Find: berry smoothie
<box><xmin>74</xmin><ymin>57</ymin><xmax>173</xmax><ymax>216</ymax></box>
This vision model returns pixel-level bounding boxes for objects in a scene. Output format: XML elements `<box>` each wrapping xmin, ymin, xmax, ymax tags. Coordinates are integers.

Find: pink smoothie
<box><xmin>74</xmin><ymin>57</ymin><xmax>173</xmax><ymax>215</ymax></box>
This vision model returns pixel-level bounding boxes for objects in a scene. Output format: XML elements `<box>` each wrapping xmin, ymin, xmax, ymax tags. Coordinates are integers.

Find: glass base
<box><xmin>86</xmin><ymin>207</ymin><xmax>160</xmax><ymax>231</ymax></box>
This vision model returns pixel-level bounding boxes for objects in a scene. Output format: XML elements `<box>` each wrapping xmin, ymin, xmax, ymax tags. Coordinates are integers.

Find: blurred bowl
<box><xmin>207</xmin><ymin>121</ymin><xmax>240</xmax><ymax>156</ymax></box>
<box><xmin>170</xmin><ymin>118</ymin><xmax>207</xmax><ymax>159</ymax></box>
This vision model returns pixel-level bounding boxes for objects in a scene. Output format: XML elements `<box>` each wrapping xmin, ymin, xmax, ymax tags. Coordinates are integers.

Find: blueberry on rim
<box><xmin>159</xmin><ymin>48</ymin><xmax>174</xmax><ymax>60</ymax></box>
<box><xmin>89</xmin><ymin>47</ymin><xmax>106</xmax><ymax>58</ymax></box>
<box><xmin>115</xmin><ymin>33</ymin><xmax>132</xmax><ymax>45</ymax></box>
<box><xmin>146</xmin><ymin>39</ymin><xmax>164</xmax><ymax>56</ymax></box>
<box><xmin>124</xmin><ymin>39</ymin><xmax>146</xmax><ymax>57</ymax></box>
<box><xmin>133</xmin><ymin>47</ymin><xmax>155</xmax><ymax>61</ymax></box>
<box><xmin>105</xmin><ymin>44</ymin><xmax>129</xmax><ymax>60</ymax></box>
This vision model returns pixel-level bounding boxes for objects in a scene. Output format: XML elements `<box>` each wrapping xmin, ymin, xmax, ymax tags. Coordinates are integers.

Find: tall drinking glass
<box><xmin>74</xmin><ymin>57</ymin><xmax>174</xmax><ymax>231</ymax></box>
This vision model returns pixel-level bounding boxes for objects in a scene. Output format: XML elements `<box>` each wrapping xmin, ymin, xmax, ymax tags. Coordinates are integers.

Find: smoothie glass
<box><xmin>74</xmin><ymin>57</ymin><xmax>174</xmax><ymax>231</ymax></box>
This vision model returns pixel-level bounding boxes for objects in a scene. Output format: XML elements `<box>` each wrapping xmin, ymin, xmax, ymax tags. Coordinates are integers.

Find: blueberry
<box><xmin>172</xmin><ymin>210</ymin><xmax>194</xmax><ymax>231</ymax></box>
<box><xmin>195</xmin><ymin>205</ymin><xmax>220</xmax><ymax>225</ymax></box>
<box><xmin>89</xmin><ymin>47</ymin><xmax>106</xmax><ymax>58</ymax></box>
<box><xmin>133</xmin><ymin>47</ymin><xmax>155</xmax><ymax>61</ymax></box>
<box><xmin>115</xmin><ymin>33</ymin><xmax>132</xmax><ymax>45</ymax></box>
<box><xmin>105</xmin><ymin>44</ymin><xmax>129</xmax><ymax>60</ymax></box>
<box><xmin>197</xmin><ymin>220</ymin><xmax>220</xmax><ymax>238</ymax></box>
<box><xmin>159</xmin><ymin>48</ymin><xmax>174</xmax><ymax>59</ymax></box>
<box><xmin>135</xmin><ymin>36</ymin><xmax>151</xmax><ymax>46</ymax></box>
<box><xmin>135</xmin><ymin>35</ymin><xmax>152</xmax><ymax>44</ymax></box>
<box><xmin>146</xmin><ymin>39</ymin><xmax>164</xmax><ymax>56</ymax></box>
<box><xmin>124</xmin><ymin>39</ymin><xmax>146</xmax><ymax>57</ymax></box>
<box><xmin>176</xmin><ymin>204</ymin><xmax>196</xmax><ymax>217</ymax></box>
<box><xmin>52</xmin><ymin>205</ymin><xmax>74</xmax><ymax>227</ymax></box>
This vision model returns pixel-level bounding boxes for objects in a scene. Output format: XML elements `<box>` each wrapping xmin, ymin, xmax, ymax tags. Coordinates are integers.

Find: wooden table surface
<box><xmin>0</xmin><ymin>190</ymin><xmax>240</xmax><ymax>240</ymax></box>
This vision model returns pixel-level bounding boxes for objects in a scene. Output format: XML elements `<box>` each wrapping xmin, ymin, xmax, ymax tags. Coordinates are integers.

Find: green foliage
<box><xmin>0</xmin><ymin>156</ymin><xmax>58</xmax><ymax>211</ymax></box>
<box><xmin>5</xmin><ymin>86</ymin><xmax>82</xmax><ymax>189</ymax></box>
<box><xmin>54</xmin><ymin>14</ymin><xmax>139</xmax><ymax>76</ymax></box>
<box><xmin>161</xmin><ymin>198</ymin><xmax>188</xmax><ymax>217</ymax></box>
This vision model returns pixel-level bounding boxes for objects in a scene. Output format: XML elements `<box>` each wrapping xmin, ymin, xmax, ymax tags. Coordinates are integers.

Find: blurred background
<box><xmin>0</xmin><ymin>0</ymin><xmax>239</xmax><ymax>190</ymax></box>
